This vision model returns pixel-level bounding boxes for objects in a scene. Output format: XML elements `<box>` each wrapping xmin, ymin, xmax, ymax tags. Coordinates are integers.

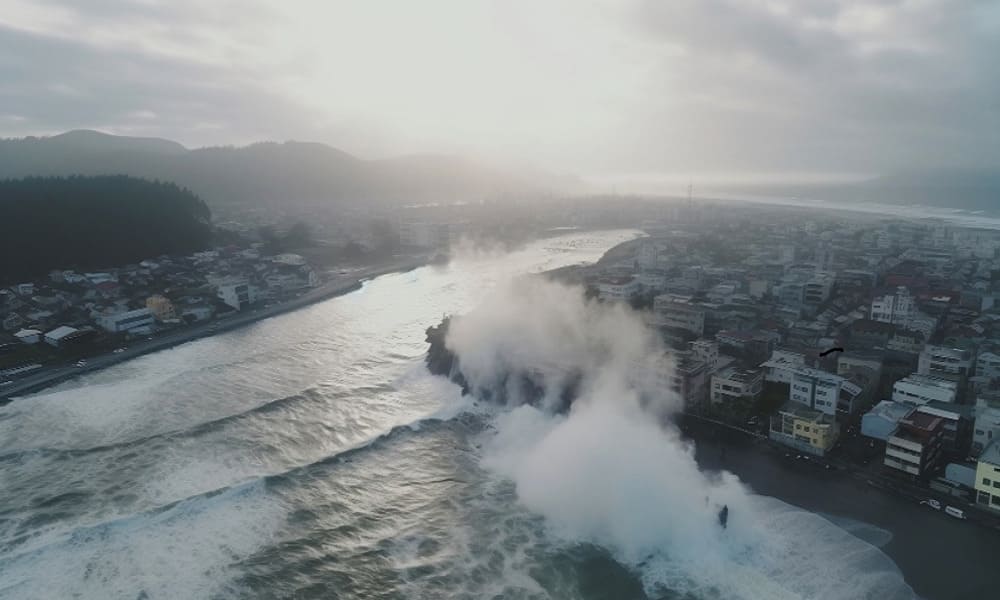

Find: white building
<box><xmin>973</xmin><ymin>407</ymin><xmax>1000</xmax><ymax>456</ymax></box>
<box><xmin>760</xmin><ymin>349</ymin><xmax>807</xmax><ymax>384</ymax></box>
<box><xmin>710</xmin><ymin>367</ymin><xmax>763</xmax><ymax>405</ymax></box>
<box><xmin>892</xmin><ymin>374</ymin><xmax>958</xmax><ymax>406</ymax></box>
<box><xmin>597</xmin><ymin>277</ymin><xmax>642</xmax><ymax>302</ymax></box>
<box><xmin>976</xmin><ymin>351</ymin><xmax>1000</xmax><ymax>379</ymax></box>
<box><xmin>788</xmin><ymin>367</ymin><xmax>860</xmax><ymax>418</ymax></box>
<box><xmin>214</xmin><ymin>278</ymin><xmax>261</xmax><ymax>311</ymax></box>
<box><xmin>870</xmin><ymin>287</ymin><xmax>916</xmax><ymax>324</ymax></box>
<box><xmin>918</xmin><ymin>345</ymin><xmax>973</xmax><ymax>379</ymax></box>
<box><xmin>97</xmin><ymin>308</ymin><xmax>155</xmax><ymax>334</ymax></box>
<box><xmin>652</xmin><ymin>296</ymin><xmax>704</xmax><ymax>336</ymax></box>
<box><xmin>272</xmin><ymin>253</ymin><xmax>306</xmax><ymax>266</ymax></box>
<box><xmin>689</xmin><ymin>340</ymin><xmax>719</xmax><ymax>373</ymax></box>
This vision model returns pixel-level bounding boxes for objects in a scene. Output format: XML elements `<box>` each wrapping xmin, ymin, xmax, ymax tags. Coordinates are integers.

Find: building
<box><xmin>976</xmin><ymin>351</ymin><xmax>1000</xmax><ymax>379</ymax></box>
<box><xmin>668</xmin><ymin>354</ymin><xmax>708</xmax><ymax>408</ymax></box>
<box><xmin>972</xmin><ymin>407</ymin><xmax>1000</xmax><ymax>456</ymax></box>
<box><xmin>918</xmin><ymin>345</ymin><xmax>973</xmax><ymax>380</ymax></box>
<box><xmin>788</xmin><ymin>367</ymin><xmax>862</xmax><ymax>419</ymax></box>
<box><xmin>596</xmin><ymin>277</ymin><xmax>641</xmax><ymax>303</ymax></box>
<box><xmin>272</xmin><ymin>253</ymin><xmax>306</xmax><ymax>266</ymax></box>
<box><xmin>884</xmin><ymin>412</ymin><xmax>944</xmax><ymax>478</ymax></box>
<box><xmin>916</xmin><ymin>402</ymin><xmax>973</xmax><ymax>457</ymax></box>
<box><xmin>215</xmin><ymin>278</ymin><xmax>260</xmax><ymax>311</ymax></box>
<box><xmin>769</xmin><ymin>402</ymin><xmax>839</xmax><ymax>456</ymax></box>
<box><xmin>710</xmin><ymin>367</ymin><xmax>763</xmax><ymax>405</ymax></box>
<box><xmin>145</xmin><ymin>295</ymin><xmax>176</xmax><ymax>321</ymax></box>
<box><xmin>13</xmin><ymin>328</ymin><xmax>41</xmax><ymax>344</ymax></box>
<box><xmin>861</xmin><ymin>401</ymin><xmax>915</xmax><ymax>441</ymax></box>
<box><xmin>44</xmin><ymin>325</ymin><xmax>81</xmax><ymax>347</ymax></box>
<box><xmin>870</xmin><ymin>286</ymin><xmax>916</xmax><ymax>325</ymax></box>
<box><xmin>652</xmin><ymin>296</ymin><xmax>704</xmax><ymax>336</ymax></box>
<box><xmin>974</xmin><ymin>441</ymin><xmax>1000</xmax><ymax>511</ymax></box>
<box><xmin>837</xmin><ymin>351</ymin><xmax>882</xmax><ymax>381</ymax></box>
<box><xmin>891</xmin><ymin>374</ymin><xmax>958</xmax><ymax>406</ymax></box>
<box><xmin>760</xmin><ymin>349</ymin><xmax>807</xmax><ymax>384</ymax></box>
<box><xmin>96</xmin><ymin>308</ymin><xmax>155</xmax><ymax>334</ymax></box>
<box><xmin>689</xmin><ymin>340</ymin><xmax>719</xmax><ymax>372</ymax></box>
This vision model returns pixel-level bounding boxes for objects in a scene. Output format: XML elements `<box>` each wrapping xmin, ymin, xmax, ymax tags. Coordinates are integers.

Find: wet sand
<box><xmin>686</xmin><ymin>422</ymin><xmax>1000</xmax><ymax>600</ymax></box>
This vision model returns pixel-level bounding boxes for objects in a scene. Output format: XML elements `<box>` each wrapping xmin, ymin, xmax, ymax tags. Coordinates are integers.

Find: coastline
<box><xmin>1</xmin><ymin>255</ymin><xmax>429</xmax><ymax>403</ymax></box>
<box><xmin>685</xmin><ymin>418</ymin><xmax>1000</xmax><ymax>600</ymax></box>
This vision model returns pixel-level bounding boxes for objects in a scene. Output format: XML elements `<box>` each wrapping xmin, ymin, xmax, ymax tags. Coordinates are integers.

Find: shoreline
<box><xmin>683</xmin><ymin>417</ymin><xmax>1000</xmax><ymax>600</ymax></box>
<box><xmin>1</xmin><ymin>255</ymin><xmax>429</xmax><ymax>403</ymax></box>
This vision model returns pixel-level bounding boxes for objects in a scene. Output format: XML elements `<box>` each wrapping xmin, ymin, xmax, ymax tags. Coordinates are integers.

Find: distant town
<box><xmin>556</xmin><ymin>201</ymin><xmax>1000</xmax><ymax>527</ymax></box>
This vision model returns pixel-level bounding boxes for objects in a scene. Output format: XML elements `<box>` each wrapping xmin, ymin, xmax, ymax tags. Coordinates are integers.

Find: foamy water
<box><xmin>0</xmin><ymin>230</ymin><xmax>916</xmax><ymax>599</ymax></box>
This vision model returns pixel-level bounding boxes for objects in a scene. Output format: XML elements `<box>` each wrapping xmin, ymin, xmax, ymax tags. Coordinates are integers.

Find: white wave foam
<box><xmin>0</xmin><ymin>481</ymin><xmax>285</xmax><ymax>600</ymax></box>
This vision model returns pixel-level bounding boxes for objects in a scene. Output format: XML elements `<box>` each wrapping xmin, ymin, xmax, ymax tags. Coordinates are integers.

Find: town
<box><xmin>575</xmin><ymin>201</ymin><xmax>1000</xmax><ymax>526</ymax></box>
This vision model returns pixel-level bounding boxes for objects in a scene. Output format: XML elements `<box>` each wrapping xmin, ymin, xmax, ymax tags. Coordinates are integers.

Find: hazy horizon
<box><xmin>2</xmin><ymin>0</ymin><xmax>998</xmax><ymax>183</ymax></box>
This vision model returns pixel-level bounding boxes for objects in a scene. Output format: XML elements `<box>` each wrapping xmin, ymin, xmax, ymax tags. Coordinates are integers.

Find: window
<box><xmin>985</xmin><ymin>478</ymin><xmax>992</xmax><ymax>486</ymax></box>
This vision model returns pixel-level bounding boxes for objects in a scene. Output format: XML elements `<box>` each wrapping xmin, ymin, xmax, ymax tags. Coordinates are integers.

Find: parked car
<box><xmin>945</xmin><ymin>506</ymin><xmax>966</xmax><ymax>520</ymax></box>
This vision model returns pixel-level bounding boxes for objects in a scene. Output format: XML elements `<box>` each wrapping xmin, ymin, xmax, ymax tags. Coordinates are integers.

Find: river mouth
<box><xmin>0</xmin><ymin>229</ymin><xmax>931</xmax><ymax>599</ymax></box>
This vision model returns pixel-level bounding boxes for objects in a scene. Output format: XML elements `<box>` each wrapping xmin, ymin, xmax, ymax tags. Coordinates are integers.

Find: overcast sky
<box><xmin>1</xmin><ymin>0</ymin><xmax>998</xmax><ymax>180</ymax></box>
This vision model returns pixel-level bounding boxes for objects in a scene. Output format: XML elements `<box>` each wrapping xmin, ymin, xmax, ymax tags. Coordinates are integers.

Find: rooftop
<box><xmin>867</xmin><ymin>400</ymin><xmax>915</xmax><ymax>423</ymax></box>
<box><xmin>778</xmin><ymin>401</ymin><xmax>835</xmax><ymax>424</ymax></box>
<box><xmin>981</xmin><ymin>440</ymin><xmax>1000</xmax><ymax>467</ymax></box>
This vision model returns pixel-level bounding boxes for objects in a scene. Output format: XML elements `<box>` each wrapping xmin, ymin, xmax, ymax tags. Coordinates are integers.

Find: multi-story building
<box><xmin>761</xmin><ymin>349</ymin><xmax>807</xmax><ymax>384</ymax></box>
<box><xmin>883</xmin><ymin>412</ymin><xmax>944</xmax><ymax>478</ymax></box>
<box><xmin>972</xmin><ymin>407</ymin><xmax>1000</xmax><ymax>456</ymax></box>
<box><xmin>788</xmin><ymin>367</ymin><xmax>862</xmax><ymax>420</ymax></box>
<box><xmin>145</xmin><ymin>295</ymin><xmax>176</xmax><ymax>321</ymax></box>
<box><xmin>976</xmin><ymin>351</ymin><xmax>1000</xmax><ymax>379</ymax></box>
<box><xmin>916</xmin><ymin>402</ymin><xmax>973</xmax><ymax>457</ymax></box>
<box><xmin>769</xmin><ymin>402</ymin><xmax>839</xmax><ymax>456</ymax></box>
<box><xmin>891</xmin><ymin>373</ymin><xmax>958</xmax><ymax>406</ymax></box>
<box><xmin>974</xmin><ymin>441</ymin><xmax>1000</xmax><ymax>511</ymax></box>
<box><xmin>96</xmin><ymin>308</ymin><xmax>155</xmax><ymax>334</ymax></box>
<box><xmin>596</xmin><ymin>276</ymin><xmax>641</xmax><ymax>303</ymax></box>
<box><xmin>870</xmin><ymin>287</ymin><xmax>916</xmax><ymax>325</ymax></box>
<box><xmin>652</xmin><ymin>296</ymin><xmax>705</xmax><ymax>336</ymax></box>
<box><xmin>668</xmin><ymin>354</ymin><xmax>708</xmax><ymax>408</ymax></box>
<box><xmin>214</xmin><ymin>278</ymin><xmax>260</xmax><ymax>311</ymax></box>
<box><xmin>918</xmin><ymin>345</ymin><xmax>973</xmax><ymax>380</ymax></box>
<box><xmin>710</xmin><ymin>367</ymin><xmax>763</xmax><ymax>405</ymax></box>
<box><xmin>688</xmin><ymin>340</ymin><xmax>719</xmax><ymax>373</ymax></box>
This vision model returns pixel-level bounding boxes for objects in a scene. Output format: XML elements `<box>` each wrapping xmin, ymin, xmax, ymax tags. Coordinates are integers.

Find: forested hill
<box><xmin>0</xmin><ymin>175</ymin><xmax>212</xmax><ymax>284</ymax></box>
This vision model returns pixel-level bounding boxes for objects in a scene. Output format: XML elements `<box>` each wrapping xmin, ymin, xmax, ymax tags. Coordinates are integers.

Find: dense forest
<box><xmin>0</xmin><ymin>175</ymin><xmax>212</xmax><ymax>284</ymax></box>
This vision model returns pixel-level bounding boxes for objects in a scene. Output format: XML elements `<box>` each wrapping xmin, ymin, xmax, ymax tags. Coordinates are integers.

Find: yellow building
<box><xmin>769</xmin><ymin>402</ymin><xmax>840</xmax><ymax>456</ymax></box>
<box><xmin>975</xmin><ymin>440</ymin><xmax>1000</xmax><ymax>511</ymax></box>
<box><xmin>145</xmin><ymin>295</ymin><xmax>176</xmax><ymax>321</ymax></box>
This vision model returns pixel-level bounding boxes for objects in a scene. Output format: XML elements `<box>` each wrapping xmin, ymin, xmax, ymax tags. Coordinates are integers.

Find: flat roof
<box><xmin>981</xmin><ymin>440</ymin><xmax>1000</xmax><ymax>467</ymax></box>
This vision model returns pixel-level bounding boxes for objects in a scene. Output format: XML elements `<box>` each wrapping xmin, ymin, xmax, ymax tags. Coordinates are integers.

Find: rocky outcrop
<box><xmin>424</xmin><ymin>316</ymin><xmax>582</xmax><ymax>411</ymax></box>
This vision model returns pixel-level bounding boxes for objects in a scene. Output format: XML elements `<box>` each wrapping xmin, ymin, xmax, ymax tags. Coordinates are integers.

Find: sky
<box><xmin>1</xmin><ymin>0</ymin><xmax>998</xmax><ymax>181</ymax></box>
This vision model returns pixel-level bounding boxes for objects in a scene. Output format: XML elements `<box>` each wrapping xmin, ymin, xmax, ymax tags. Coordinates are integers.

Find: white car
<box><xmin>920</xmin><ymin>499</ymin><xmax>942</xmax><ymax>510</ymax></box>
<box><xmin>113</xmin><ymin>348</ymin><xmax>125</xmax><ymax>354</ymax></box>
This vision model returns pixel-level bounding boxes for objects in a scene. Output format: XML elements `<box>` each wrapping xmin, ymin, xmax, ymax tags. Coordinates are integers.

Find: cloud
<box><xmin>0</xmin><ymin>0</ymin><xmax>997</xmax><ymax>175</ymax></box>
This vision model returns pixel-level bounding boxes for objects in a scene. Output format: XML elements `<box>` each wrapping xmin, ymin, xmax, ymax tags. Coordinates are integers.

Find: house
<box><xmin>13</xmin><ymin>328</ymin><xmax>42</xmax><ymax>344</ymax></box>
<box><xmin>891</xmin><ymin>374</ymin><xmax>958</xmax><ymax>406</ymax></box>
<box><xmin>769</xmin><ymin>402</ymin><xmax>840</xmax><ymax>456</ymax></box>
<box><xmin>976</xmin><ymin>351</ymin><xmax>1000</xmax><ymax>379</ymax></box>
<box><xmin>883</xmin><ymin>412</ymin><xmax>945</xmax><ymax>478</ymax></box>
<box><xmin>975</xmin><ymin>441</ymin><xmax>1000</xmax><ymax>511</ymax></box>
<box><xmin>862</xmin><ymin>401</ymin><xmax>915</xmax><ymax>441</ymax></box>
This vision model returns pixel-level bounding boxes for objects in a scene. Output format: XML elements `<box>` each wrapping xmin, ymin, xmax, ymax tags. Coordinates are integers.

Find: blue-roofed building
<box><xmin>861</xmin><ymin>400</ymin><xmax>915</xmax><ymax>441</ymax></box>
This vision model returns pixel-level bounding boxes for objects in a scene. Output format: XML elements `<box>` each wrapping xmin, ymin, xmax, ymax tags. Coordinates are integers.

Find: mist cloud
<box><xmin>445</xmin><ymin>277</ymin><xmax>916</xmax><ymax>598</ymax></box>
